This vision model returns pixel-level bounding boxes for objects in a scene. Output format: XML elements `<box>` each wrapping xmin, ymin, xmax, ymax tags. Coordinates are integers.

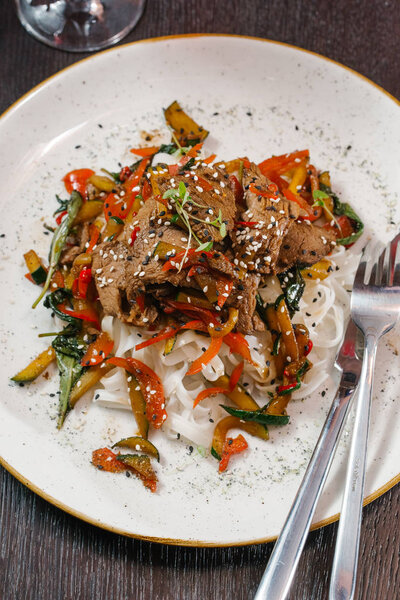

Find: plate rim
<box><xmin>1</xmin><ymin>33</ymin><xmax>399</xmax><ymax>547</ymax></box>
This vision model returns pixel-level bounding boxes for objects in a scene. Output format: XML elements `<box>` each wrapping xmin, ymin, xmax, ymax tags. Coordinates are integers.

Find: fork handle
<box><xmin>329</xmin><ymin>334</ymin><xmax>378</xmax><ymax>600</ymax></box>
<box><xmin>253</xmin><ymin>381</ymin><xmax>356</xmax><ymax>600</ymax></box>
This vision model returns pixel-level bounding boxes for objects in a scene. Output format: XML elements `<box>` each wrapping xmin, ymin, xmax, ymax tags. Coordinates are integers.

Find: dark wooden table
<box><xmin>1</xmin><ymin>2</ymin><xmax>399</xmax><ymax>599</ymax></box>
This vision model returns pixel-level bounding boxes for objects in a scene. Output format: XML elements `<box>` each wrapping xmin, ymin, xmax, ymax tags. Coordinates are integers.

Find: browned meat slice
<box><xmin>275</xmin><ymin>222</ymin><xmax>336</xmax><ymax>273</ymax></box>
<box><xmin>59</xmin><ymin>222</ymin><xmax>90</xmax><ymax>266</ymax></box>
<box><xmin>225</xmin><ymin>273</ymin><xmax>264</xmax><ymax>334</ymax></box>
<box><xmin>231</xmin><ymin>163</ymin><xmax>299</xmax><ymax>274</ymax></box>
<box><xmin>155</xmin><ymin>163</ymin><xmax>237</xmax><ymax>243</ymax></box>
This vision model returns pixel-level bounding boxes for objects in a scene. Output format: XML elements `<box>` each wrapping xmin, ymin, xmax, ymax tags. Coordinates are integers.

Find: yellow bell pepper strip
<box><xmin>258</xmin><ymin>149</ymin><xmax>309</xmax><ymax>177</ymax></box>
<box><xmin>112</xmin><ymin>437</ymin><xmax>160</xmax><ymax>461</ymax></box>
<box><xmin>116</xmin><ymin>454</ymin><xmax>158</xmax><ymax>492</ymax></box>
<box><xmin>186</xmin><ymin>337</ymin><xmax>223</xmax><ymax>376</ymax></box>
<box><xmin>208</xmin><ymin>308</ymin><xmax>239</xmax><ymax>338</ymax></box>
<box><xmin>81</xmin><ymin>332</ymin><xmax>114</xmax><ymax>367</ymax></box>
<box><xmin>175</xmin><ymin>291</ymin><xmax>214</xmax><ymax>310</ymax></box>
<box><xmin>301</xmin><ymin>258</ymin><xmax>333</xmax><ymax>281</ymax></box>
<box><xmin>32</xmin><ymin>191</ymin><xmax>82</xmax><ymax>308</ymax></box>
<box><xmin>126</xmin><ymin>372</ymin><xmax>149</xmax><ymax>439</ymax></box>
<box><xmin>288</xmin><ymin>164</ymin><xmax>308</xmax><ymax>194</ymax></box>
<box><xmin>275</xmin><ymin>296</ymin><xmax>299</xmax><ymax>364</ymax></box>
<box><xmin>164</xmin><ymin>100</ymin><xmax>209</xmax><ymax>145</ymax></box>
<box><xmin>73</xmin><ymin>200</ymin><xmax>104</xmax><ymax>225</ymax></box>
<box><xmin>211</xmin><ymin>416</ymin><xmax>269</xmax><ymax>460</ymax></box>
<box><xmin>63</xmin><ymin>168</ymin><xmax>94</xmax><ymax>199</ymax></box>
<box><xmin>214</xmin><ymin>375</ymin><xmax>260</xmax><ymax>410</ymax></box>
<box><xmin>11</xmin><ymin>346</ymin><xmax>56</xmax><ymax>383</ymax></box>
<box><xmin>107</xmin><ymin>357</ymin><xmax>167</xmax><ymax>429</ymax></box>
<box><xmin>69</xmin><ymin>363</ymin><xmax>115</xmax><ymax>408</ymax></box>
<box><xmin>88</xmin><ymin>174</ymin><xmax>115</xmax><ymax>193</ymax></box>
<box><xmin>218</xmin><ymin>434</ymin><xmax>248</xmax><ymax>473</ymax></box>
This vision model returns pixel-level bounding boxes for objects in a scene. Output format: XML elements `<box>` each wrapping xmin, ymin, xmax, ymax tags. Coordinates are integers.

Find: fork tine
<box><xmin>392</xmin><ymin>239</ymin><xmax>400</xmax><ymax>287</ymax></box>
<box><xmin>381</xmin><ymin>243</ymin><xmax>391</xmax><ymax>286</ymax></box>
<box><xmin>353</xmin><ymin>252</ymin><xmax>368</xmax><ymax>288</ymax></box>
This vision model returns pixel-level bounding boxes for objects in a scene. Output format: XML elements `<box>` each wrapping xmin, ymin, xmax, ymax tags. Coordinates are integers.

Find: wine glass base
<box><xmin>15</xmin><ymin>0</ymin><xmax>146</xmax><ymax>53</ymax></box>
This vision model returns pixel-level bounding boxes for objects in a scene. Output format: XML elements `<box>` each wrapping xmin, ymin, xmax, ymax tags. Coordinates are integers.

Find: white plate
<box><xmin>0</xmin><ymin>35</ymin><xmax>399</xmax><ymax>546</ymax></box>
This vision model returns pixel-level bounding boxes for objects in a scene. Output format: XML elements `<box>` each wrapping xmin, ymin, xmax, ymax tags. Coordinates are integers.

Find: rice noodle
<box><xmin>92</xmin><ymin>246</ymin><xmax>360</xmax><ymax>447</ymax></box>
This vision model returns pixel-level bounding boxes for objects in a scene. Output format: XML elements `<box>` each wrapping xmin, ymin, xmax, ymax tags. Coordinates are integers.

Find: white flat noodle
<box><xmin>89</xmin><ymin>246</ymin><xmax>359</xmax><ymax>447</ymax></box>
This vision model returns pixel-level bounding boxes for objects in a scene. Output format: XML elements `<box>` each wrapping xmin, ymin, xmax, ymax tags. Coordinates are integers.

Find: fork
<box><xmin>329</xmin><ymin>235</ymin><xmax>400</xmax><ymax>600</ymax></box>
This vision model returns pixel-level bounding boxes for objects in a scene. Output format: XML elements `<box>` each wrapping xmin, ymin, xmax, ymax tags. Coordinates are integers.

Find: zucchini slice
<box><xmin>152</xmin><ymin>241</ymin><xmax>185</xmax><ymax>260</ymax></box>
<box><xmin>12</xmin><ymin>346</ymin><xmax>56</xmax><ymax>382</ymax></box>
<box><xmin>69</xmin><ymin>363</ymin><xmax>115</xmax><ymax>407</ymax></box>
<box><xmin>112</xmin><ymin>437</ymin><xmax>160</xmax><ymax>461</ymax></box>
<box><xmin>164</xmin><ymin>101</ymin><xmax>209</xmax><ymax>145</ymax></box>
<box><xmin>24</xmin><ymin>250</ymin><xmax>48</xmax><ymax>285</ymax></box>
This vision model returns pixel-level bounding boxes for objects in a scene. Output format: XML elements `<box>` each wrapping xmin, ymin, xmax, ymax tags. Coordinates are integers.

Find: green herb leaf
<box><xmin>33</xmin><ymin>191</ymin><xmax>83</xmax><ymax>309</ymax></box>
<box><xmin>196</xmin><ymin>241</ymin><xmax>213</xmax><ymax>252</ymax></box>
<box><xmin>320</xmin><ymin>182</ymin><xmax>364</xmax><ymax>245</ymax></box>
<box><xmin>178</xmin><ymin>181</ymin><xmax>187</xmax><ymax>199</ymax></box>
<box><xmin>158</xmin><ymin>143</ymin><xmax>178</xmax><ymax>155</ymax></box>
<box><xmin>110</xmin><ymin>216</ymin><xmax>124</xmax><ymax>225</ymax></box>
<box><xmin>55</xmin><ymin>351</ymin><xmax>83</xmax><ymax>428</ymax></box>
<box><xmin>312</xmin><ymin>189</ymin><xmax>330</xmax><ymax>200</ymax></box>
<box><xmin>277</xmin><ymin>267</ymin><xmax>305</xmax><ymax>316</ymax></box>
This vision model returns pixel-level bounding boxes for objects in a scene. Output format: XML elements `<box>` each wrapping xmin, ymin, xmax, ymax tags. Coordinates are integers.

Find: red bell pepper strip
<box><xmin>324</xmin><ymin>215</ymin><xmax>354</xmax><ymax>244</ymax></box>
<box><xmin>129</xmin><ymin>226</ymin><xmax>141</xmax><ymax>245</ymax></box>
<box><xmin>162</xmin><ymin>249</ymin><xmax>215</xmax><ymax>272</ymax></box>
<box><xmin>186</xmin><ymin>337</ymin><xmax>223</xmax><ymax>376</ymax></box>
<box><xmin>135</xmin><ymin>293</ymin><xmax>145</xmax><ymax>312</ymax></box>
<box><xmin>195</xmin><ymin>175</ymin><xmax>213</xmax><ymax>192</ymax></box>
<box><xmin>218</xmin><ymin>434</ymin><xmax>248</xmax><ymax>473</ymax></box>
<box><xmin>63</xmin><ymin>169</ymin><xmax>94</xmax><ymax>199</ymax></box>
<box><xmin>217</xmin><ymin>279</ymin><xmax>234</xmax><ymax>308</ymax></box>
<box><xmin>258</xmin><ymin>150</ymin><xmax>309</xmax><ymax>176</ymax></box>
<box><xmin>249</xmin><ymin>182</ymin><xmax>279</xmax><ymax>200</ymax></box>
<box><xmin>193</xmin><ymin>386</ymin><xmax>227</xmax><ymax>408</ymax></box>
<box><xmin>78</xmin><ymin>267</ymin><xmax>92</xmax><ymax>299</ymax></box>
<box><xmin>283</xmin><ymin>188</ymin><xmax>322</xmax><ymax>222</ymax></box>
<box><xmin>142</xmin><ymin>178</ymin><xmax>153</xmax><ymax>201</ymax></box>
<box><xmin>119</xmin><ymin>166</ymin><xmax>131</xmax><ymax>182</ymax></box>
<box><xmin>223</xmin><ymin>332</ymin><xmax>258</xmax><ymax>367</ymax></box>
<box><xmin>135</xmin><ymin>326</ymin><xmax>178</xmax><ymax>351</ymax></box>
<box><xmin>55</xmin><ymin>211</ymin><xmax>67</xmax><ymax>225</ymax></box>
<box><xmin>187</xmin><ymin>142</ymin><xmax>203</xmax><ymax>158</ymax></box>
<box><xmin>165</xmin><ymin>300</ymin><xmax>219</xmax><ymax>328</ymax></box>
<box><xmin>81</xmin><ymin>332</ymin><xmax>114</xmax><ymax>367</ymax></box>
<box><xmin>229</xmin><ymin>362</ymin><xmax>244</xmax><ymax>391</ymax></box>
<box><xmin>180</xmin><ymin>319</ymin><xmax>208</xmax><ymax>332</ymax></box>
<box><xmin>92</xmin><ymin>448</ymin><xmax>126</xmax><ymax>472</ymax></box>
<box><xmin>229</xmin><ymin>175</ymin><xmax>244</xmax><ymax>206</ymax></box>
<box><xmin>86</xmin><ymin>224</ymin><xmax>100</xmax><ymax>254</ymax></box>
<box><xmin>124</xmin><ymin>158</ymin><xmax>150</xmax><ymax>193</ymax></box>
<box><xmin>235</xmin><ymin>221</ymin><xmax>259</xmax><ymax>228</ymax></box>
<box><xmin>57</xmin><ymin>303</ymin><xmax>101</xmax><ymax>330</ymax></box>
<box><xmin>203</xmin><ymin>153</ymin><xmax>217</xmax><ymax>164</ymax></box>
<box><xmin>130</xmin><ymin>146</ymin><xmax>159</xmax><ymax>157</ymax></box>
<box><xmin>304</xmin><ymin>339</ymin><xmax>313</xmax><ymax>356</ymax></box>
<box><xmin>107</xmin><ymin>357</ymin><xmax>167</xmax><ymax>428</ymax></box>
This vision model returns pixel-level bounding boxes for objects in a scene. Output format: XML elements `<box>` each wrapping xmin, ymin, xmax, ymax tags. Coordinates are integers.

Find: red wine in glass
<box><xmin>15</xmin><ymin>0</ymin><xmax>146</xmax><ymax>52</ymax></box>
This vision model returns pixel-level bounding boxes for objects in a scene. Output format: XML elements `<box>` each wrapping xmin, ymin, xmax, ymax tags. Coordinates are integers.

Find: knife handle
<box><xmin>254</xmin><ymin>383</ymin><xmax>355</xmax><ymax>600</ymax></box>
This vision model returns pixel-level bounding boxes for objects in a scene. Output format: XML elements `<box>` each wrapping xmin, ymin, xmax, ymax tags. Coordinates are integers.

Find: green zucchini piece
<box><xmin>112</xmin><ymin>437</ymin><xmax>160</xmax><ymax>461</ymax></box>
<box><xmin>24</xmin><ymin>250</ymin><xmax>48</xmax><ymax>284</ymax></box>
<box><xmin>11</xmin><ymin>346</ymin><xmax>56</xmax><ymax>383</ymax></box>
<box><xmin>220</xmin><ymin>404</ymin><xmax>290</xmax><ymax>426</ymax></box>
<box><xmin>152</xmin><ymin>241</ymin><xmax>185</xmax><ymax>260</ymax></box>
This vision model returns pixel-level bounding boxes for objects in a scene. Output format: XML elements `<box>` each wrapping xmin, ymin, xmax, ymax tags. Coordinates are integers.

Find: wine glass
<box><xmin>15</xmin><ymin>0</ymin><xmax>147</xmax><ymax>53</ymax></box>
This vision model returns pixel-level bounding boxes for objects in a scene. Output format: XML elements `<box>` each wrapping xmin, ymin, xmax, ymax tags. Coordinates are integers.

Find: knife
<box><xmin>254</xmin><ymin>319</ymin><xmax>363</xmax><ymax>600</ymax></box>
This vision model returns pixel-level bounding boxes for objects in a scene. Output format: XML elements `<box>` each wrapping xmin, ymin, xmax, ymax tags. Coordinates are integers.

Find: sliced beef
<box><xmin>155</xmin><ymin>163</ymin><xmax>237</xmax><ymax>243</ymax></box>
<box><xmin>226</xmin><ymin>273</ymin><xmax>264</xmax><ymax>334</ymax></box>
<box><xmin>231</xmin><ymin>163</ymin><xmax>299</xmax><ymax>274</ymax></box>
<box><xmin>59</xmin><ymin>222</ymin><xmax>90</xmax><ymax>266</ymax></box>
<box><xmin>275</xmin><ymin>221</ymin><xmax>336</xmax><ymax>273</ymax></box>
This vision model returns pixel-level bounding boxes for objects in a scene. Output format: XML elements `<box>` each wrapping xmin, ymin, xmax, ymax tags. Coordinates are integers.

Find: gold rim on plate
<box><xmin>1</xmin><ymin>33</ymin><xmax>399</xmax><ymax>547</ymax></box>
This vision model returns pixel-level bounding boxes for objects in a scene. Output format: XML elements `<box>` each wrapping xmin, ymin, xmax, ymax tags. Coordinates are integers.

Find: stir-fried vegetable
<box><xmin>11</xmin><ymin>346</ymin><xmax>56</xmax><ymax>383</ymax></box>
<box><xmin>32</xmin><ymin>191</ymin><xmax>82</xmax><ymax>308</ymax></box>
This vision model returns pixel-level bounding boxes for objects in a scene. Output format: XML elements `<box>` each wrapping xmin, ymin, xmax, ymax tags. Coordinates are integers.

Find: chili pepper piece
<box><xmin>218</xmin><ymin>434</ymin><xmax>248</xmax><ymax>473</ymax></box>
<box><xmin>186</xmin><ymin>337</ymin><xmax>223</xmax><ymax>376</ymax></box>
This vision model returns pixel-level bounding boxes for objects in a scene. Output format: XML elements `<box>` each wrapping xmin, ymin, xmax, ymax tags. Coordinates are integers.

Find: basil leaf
<box><xmin>319</xmin><ymin>183</ymin><xmax>364</xmax><ymax>245</ymax></box>
<box><xmin>33</xmin><ymin>191</ymin><xmax>82</xmax><ymax>308</ymax></box>
<box><xmin>44</xmin><ymin>288</ymin><xmax>81</xmax><ymax>330</ymax></box>
<box><xmin>158</xmin><ymin>143</ymin><xmax>178</xmax><ymax>155</ymax></box>
<box><xmin>56</xmin><ymin>351</ymin><xmax>83</xmax><ymax>428</ymax></box>
<box><xmin>278</xmin><ymin>267</ymin><xmax>305</xmax><ymax>317</ymax></box>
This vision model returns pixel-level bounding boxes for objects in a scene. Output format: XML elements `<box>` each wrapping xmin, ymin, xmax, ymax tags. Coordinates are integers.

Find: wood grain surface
<box><xmin>1</xmin><ymin>1</ymin><xmax>399</xmax><ymax>599</ymax></box>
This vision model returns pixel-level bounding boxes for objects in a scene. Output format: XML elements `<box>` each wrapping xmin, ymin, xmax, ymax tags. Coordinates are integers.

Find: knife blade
<box><xmin>254</xmin><ymin>319</ymin><xmax>363</xmax><ymax>600</ymax></box>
